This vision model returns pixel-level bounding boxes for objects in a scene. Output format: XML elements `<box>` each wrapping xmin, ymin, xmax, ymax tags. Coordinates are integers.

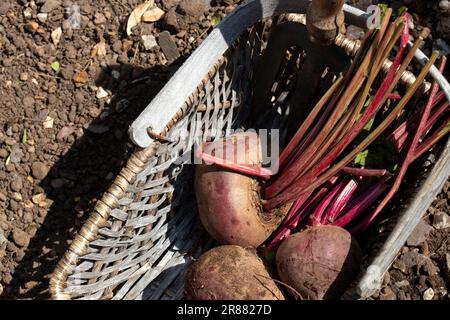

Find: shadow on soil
<box><xmin>1</xmin><ymin>56</ymin><xmax>186</xmax><ymax>300</ymax></box>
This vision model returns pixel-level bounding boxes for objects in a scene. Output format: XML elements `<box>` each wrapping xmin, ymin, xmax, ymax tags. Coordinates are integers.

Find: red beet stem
<box><xmin>342</xmin><ymin>167</ymin><xmax>389</xmax><ymax>177</ymax></box>
<box><xmin>278</xmin><ymin>76</ymin><xmax>345</xmax><ymax>170</ymax></box>
<box><xmin>199</xmin><ymin>152</ymin><xmax>273</xmax><ymax>179</ymax></box>
<box><xmin>266</xmin><ymin>179</ymin><xmax>339</xmax><ymax>250</ymax></box>
<box><xmin>413</xmin><ymin>114</ymin><xmax>450</xmax><ymax>161</ymax></box>
<box><xmin>389</xmin><ymin>94</ymin><xmax>448</xmax><ymax>153</ymax></box>
<box><xmin>265</xmin><ymin>16</ymin><xmax>412</xmax><ymax>210</ymax></box>
<box><xmin>333</xmin><ymin>180</ymin><xmax>389</xmax><ymax>228</ymax></box>
<box><xmin>309</xmin><ymin>181</ymin><xmax>344</xmax><ymax>226</ymax></box>
<box><xmin>351</xmin><ymin>56</ymin><xmax>446</xmax><ymax>233</ymax></box>
<box><xmin>266</xmin><ymin>17</ymin><xmax>393</xmax><ymax>200</ymax></box>
<box><xmin>321</xmin><ymin>178</ymin><xmax>359</xmax><ymax>224</ymax></box>
<box><xmin>388</xmin><ymin>93</ymin><xmax>402</xmax><ymax>100</ymax></box>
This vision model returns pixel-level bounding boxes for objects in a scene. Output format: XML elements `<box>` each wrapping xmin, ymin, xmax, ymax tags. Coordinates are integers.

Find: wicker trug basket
<box><xmin>50</xmin><ymin>0</ymin><xmax>450</xmax><ymax>300</ymax></box>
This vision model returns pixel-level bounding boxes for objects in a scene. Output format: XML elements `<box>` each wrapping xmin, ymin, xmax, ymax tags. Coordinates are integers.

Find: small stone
<box><xmin>11</xmin><ymin>192</ymin><xmax>23</xmax><ymax>202</ymax></box>
<box><xmin>37</xmin><ymin>13</ymin><xmax>48</xmax><ymax>23</ymax></box>
<box><xmin>94</xmin><ymin>12</ymin><xmax>107</xmax><ymax>25</ymax></box>
<box><xmin>440</xmin><ymin>0</ymin><xmax>450</xmax><ymax>11</ymax></box>
<box><xmin>0</xmin><ymin>228</ymin><xmax>7</xmax><ymax>247</ymax></box>
<box><xmin>122</xmin><ymin>39</ymin><xmax>133</xmax><ymax>52</ymax></box>
<box><xmin>406</xmin><ymin>220</ymin><xmax>432</xmax><ymax>247</ymax></box>
<box><xmin>32</xmin><ymin>193</ymin><xmax>46</xmax><ymax>206</ymax></box>
<box><xmin>111</xmin><ymin>70</ymin><xmax>120</xmax><ymax>79</ymax></box>
<box><xmin>158</xmin><ymin>31</ymin><xmax>180</xmax><ymax>62</ymax></box>
<box><xmin>432</xmin><ymin>212</ymin><xmax>450</xmax><ymax>230</ymax></box>
<box><xmin>26</xmin><ymin>21</ymin><xmax>40</xmax><ymax>33</ymax></box>
<box><xmin>23</xmin><ymin>211</ymin><xmax>33</xmax><ymax>224</ymax></box>
<box><xmin>43</xmin><ymin>116</ymin><xmax>54</xmax><ymax>129</ymax></box>
<box><xmin>423</xmin><ymin>288</ymin><xmax>434</xmax><ymax>300</ymax></box>
<box><xmin>0</xmin><ymin>148</ymin><xmax>8</xmax><ymax>158</ymax></box>
<box><xmin>380</xmin><ymin>287</ymin><xmax>396</xmax><ymax>300</ymax></box>
<box><xmin>24</xmin><ymin>281</ymin><xmax>38</xmax><ymax>290</ymax></box>
<box><xmin>96</xmin><ymin>87</ymin><xmax>108</xmax><ymax>99</ymax></box>
<box><xmin>60</xmin><ymin>64</ymin><xmax>74</xmax><ymax>80</ymax></box>
<box><xmin>161</xmin><ymin>0</ymin><xmax>181</xmax><ymax>10</ymax></box>
<box><xmin>23</xmin><ymin>7</ymin><xmax>33</xmax><ymax>19</ymax></box>
<box><xmin>393</xmin><ymin>251</ymin><xmax>438</xmax><ymax>276</ymax></box>
<box><xmin>19</xmin><ymin>72</ymin><xmax>28</xmax><ymax>81</ymax></box>
<box><xmin>9</xmin><ymin>144</ymin><xmax>23</xmax><ymax>164</ymax></box>
<box><xmin>40</xmin><ymin>0</ymin><xmax>61</xmax><ymax>13</ymax></box>
<box><xmin>10</xmin><ymin>176</ymin><xmax>23</xmax><ymax>192</ymax></box>
<box><xmin>382</xmin><ymin>272</ymin><xmax>391</xmax><ymax>286</ymax></box>
<box><xmin>0</xmin><ymin>191</ymin><xmax>7</xmax><ymax>202</ymax></box>
<box><xmin>176</xmin><ymin>30</ymin><xmax>187</xmax><ymax>38</ymax></box>
<box><xmin>141</xmin><ymin>23</ymin><xmax>154</xmax><ymax>36</ymax></box>
<box><xmin>163</xmin><ymin>7</ymin><xmax>187</xmax><ymax>33</ymax></box>
<box><xmin>73</xmin><ymin>70</ymin><xmax>89</xmax><ymax>84</ymax></box>
<box><xmin>394</xmin><ymin>280</ymin><xmax>410</xmax><ymax>288</ymax></box>
<box><xmin>23</xmin><ymin>96</ymin><xmax>35</xmax><ymax>108</ymax></box>
<box><xmin>178</xmin><ymin>0</ymin><xmax>210</xmax><ymax>18</ymax></box>
<box><xmin>51</xmin><ymin>27</ymin><xmax>62</xmax><ymax>46</ymax></box>
<box><xmin>89</xmin><ymin>107</ymin><xmax>101</xmax><ymax>118</ymax></box>
<box><xmin>4</xmin><ymin>137</ymin><xmax>15</xmax><ymax>146</ymax></box>
<box><xmin>111</xmin><ymin>40</ymin><xmax>122</xmax><ymax>53</ymax></box>
<box><xmin>56</xmin><ymin>126</ymin><xmax>75</xmax><ymax>141</ymax></box>
<box><xmin>31</xmin><ymin>162</ymin><xmax>48</xmax><ymax>180</ymax></box>
<box><xmin>141</xmin><ymin>34</ymin><xmax>158</xmax><ymax>51</ymax></box>
<box><xmin>142</xmin><ymin>7</ymin><xmax>165</xmax><ymax>22</ymax></box>
<box><xmin>11</xmin><ymin>228</ymin><xmax>30</xmax><ymax>247</ymax></box>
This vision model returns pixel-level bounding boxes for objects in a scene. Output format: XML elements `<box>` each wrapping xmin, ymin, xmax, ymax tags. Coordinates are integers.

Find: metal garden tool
<box><xmin>250</xmin><ymin>0</ymin><xmax>350</xmax><ymax>138</ymax></box>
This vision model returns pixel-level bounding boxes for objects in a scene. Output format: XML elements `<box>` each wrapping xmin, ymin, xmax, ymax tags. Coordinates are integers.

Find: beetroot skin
<box><xmin>276</xmin><ymin>225</ymin><xmax>362</xmax><ymax>300</ymax></box>
<box><xmin>185</xmin><ymin>245</ymin><xmax>285</xmax><ymax>300</ymax></box>
<box><xmin>195</xmin><ymin>133</ymin><xmax>290</xmax><ymax>247</ymax></box>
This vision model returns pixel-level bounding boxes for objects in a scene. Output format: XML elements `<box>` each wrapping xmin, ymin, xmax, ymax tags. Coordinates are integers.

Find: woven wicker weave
<box><xmin>50</xmin><ymin>0</ymin><xmax>450</xmax><ymax>300</ymax></box>
<box><xmin>50</xmin><ymin>21</ymin><xmax>271</xmax><ymax>300</ymax></box>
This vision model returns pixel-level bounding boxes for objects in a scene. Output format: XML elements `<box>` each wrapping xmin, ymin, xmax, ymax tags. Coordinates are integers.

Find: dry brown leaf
<box><xmin>142</xmin><ymin>6</ymin><xmax>165</xmax><ymax>22</ymax></box>
<box><xmin>126</xmin><ymin>0</ymin><xmax>155</xmax><ymax>36</ymax></box>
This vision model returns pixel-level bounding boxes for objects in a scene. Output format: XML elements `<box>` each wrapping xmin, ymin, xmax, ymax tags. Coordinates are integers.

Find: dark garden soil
<box><xmin>0</xmin><ymin>0</ymin><xmax>449</xmax><ymax>300</ymax></box>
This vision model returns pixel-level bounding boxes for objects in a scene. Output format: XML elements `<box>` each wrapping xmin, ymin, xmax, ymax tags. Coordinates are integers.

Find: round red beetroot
<box><xmin>276</xmin><ymin>225</ymin><xmax>362</xmax><ymax>300</ymax></box>
<box><xmin>185</xmin><ymin>245</ymin><xmax>285</xmax><ymax>300</ymax></box>
<box><xmin>195</xmin><ymin>132</ymin><xmax>289</xmax><ymax>247</ymax></box>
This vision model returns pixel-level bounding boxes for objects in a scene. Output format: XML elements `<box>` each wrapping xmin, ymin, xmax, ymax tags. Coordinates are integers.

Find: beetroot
<box><xmin>195</xmin><ymin>132</ymin><xmax>290</xmax><ymax>247</ymax></box>
<box><xmin>276</xmin><ymin>225</ymin><xmax>362</xmax><ymax>300</ymax></box>
<box><xmin>185</xmin><ymin>245</ymin><xmax>285</xmax><ymax>300</ymax></box>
